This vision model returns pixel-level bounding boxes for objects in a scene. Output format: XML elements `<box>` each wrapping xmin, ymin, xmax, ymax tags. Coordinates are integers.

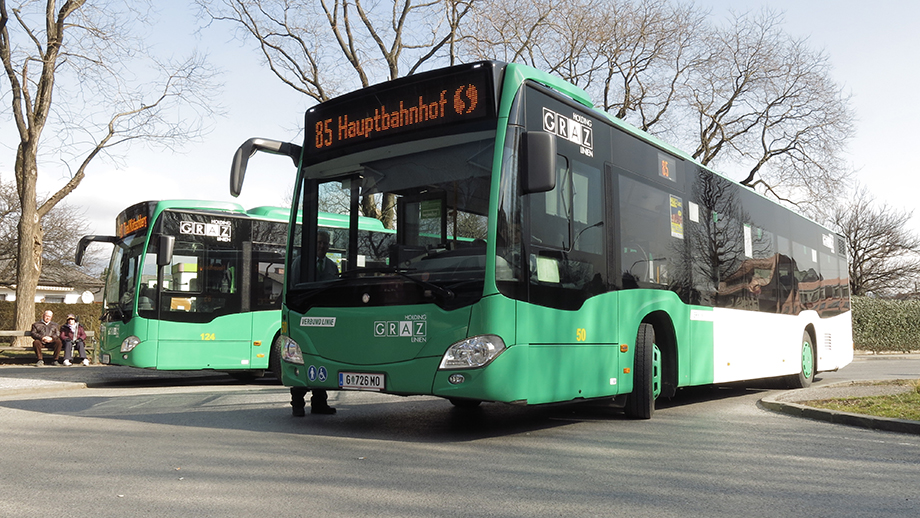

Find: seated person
<box><xmin>60</xmin><ymin>314</ymin><xmax>89</xmax><ymax>366</ymax></box>
<box><xmin>30</xmin><ymin>310</ymin><xmax>62</xmax><ymax>367</ymax></box>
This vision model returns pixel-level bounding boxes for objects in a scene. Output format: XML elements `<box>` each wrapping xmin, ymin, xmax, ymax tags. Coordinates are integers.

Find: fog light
<box><xmin>448</xmin><ymin>373</ymin><xmax>466</xmax><ymax>384</ymax></box>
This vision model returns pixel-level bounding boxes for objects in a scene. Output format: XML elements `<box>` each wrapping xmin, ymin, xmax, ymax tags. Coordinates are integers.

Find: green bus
<box><xmin>76</xmin><ymin>200</ymin><xmax>393</xmax><ymax>378</ymax></box>
<box><xmin>230</xmin><ymin>61</ymin><xmax>852</xmax><ymax>416</ymax></box>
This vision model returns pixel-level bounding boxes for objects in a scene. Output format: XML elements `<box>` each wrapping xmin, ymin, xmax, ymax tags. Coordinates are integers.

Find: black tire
<box><xmin>268</xmin><ymin>333</ymin><xmax>284</xmax><ymax>385</ymax></box>
<box><xmin>785</xmin><ymin>331</ymin><xmax>816</xmax><ymax>389</ymax></box>
<box><xmin>625</xmin><ymin>323</ymin><xmax>655</xmax><ymax>419</ymax></box>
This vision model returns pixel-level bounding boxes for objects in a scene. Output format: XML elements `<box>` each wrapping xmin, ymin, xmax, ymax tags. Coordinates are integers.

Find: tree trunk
<box><xmin>12</xmin><ymin>143</ymin><xmax>43</xmax><ymax>347</ymax></box>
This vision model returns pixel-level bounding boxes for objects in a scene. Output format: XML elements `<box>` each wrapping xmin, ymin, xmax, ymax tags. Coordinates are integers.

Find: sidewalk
<box><xmin>760</xmin><ymin>380</ymin><xmax>920</xmax><ymax>435</ymax></box>
<box><xmin>0</xmin><ymin>363</ymin><xmax>236</xmax><ymax>396</ymax></box>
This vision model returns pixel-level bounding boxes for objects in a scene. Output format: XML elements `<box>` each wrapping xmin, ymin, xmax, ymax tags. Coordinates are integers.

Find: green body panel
<box><xmin>291</xmin><ymin>305</ymin><xmax>474</xmax><ymax>365</ymax></box>
<box><xmin>432</xmin><ymin>341</ymin><xmax>623</xmax><ymax>404</ymax></box>
<box><xmin>98</xmin><ymin>319</ymin><xmax>156</xmax><ymax>368</ymax></box>
<box><xmin>613</xmin><ymin>290</ymin><xmax>716</xmax><ymax>388</ymax></box>
<box><xmin>284</xmin><ymin>290</ymin><xmax>714</xmax><ymax>405</ymax></box>
<box><xmin>98</xmin><ymin>311</ymin><xmax>280</xmax><ymax>370</ymax></box>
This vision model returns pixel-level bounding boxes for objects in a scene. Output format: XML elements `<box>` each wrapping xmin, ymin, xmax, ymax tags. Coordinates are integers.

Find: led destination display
<box><xmin>305</xmin><ymin>63</ymin><xmax>498</xmax><ymax>163</ymax></box>
<box><xmin>116</xmin><ymin>201</ymin><xmax>155</xmax><ymax>239</ymax></box>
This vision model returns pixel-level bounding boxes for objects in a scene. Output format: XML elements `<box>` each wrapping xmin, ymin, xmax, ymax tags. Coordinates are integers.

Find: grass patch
<box><xmin>804</xmin><ymin>380</ymin><xmax>920</xmax><ymax>421</ymax></box>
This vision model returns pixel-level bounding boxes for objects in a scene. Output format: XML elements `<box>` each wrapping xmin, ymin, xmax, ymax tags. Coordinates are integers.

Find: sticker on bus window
<box><xmin>689</xmin><ymin>201</ymin><xmax>700</xmax><ymax>223</ymax></box>
<box><xmin>743</xmin><ymin>224</ymin><xmax>753</xmax><ymax>258</ymax></box>
<box><xmin>669</xmin><ymin>195</ymin><xmax>684</xmax><ymax>239</ymax></box>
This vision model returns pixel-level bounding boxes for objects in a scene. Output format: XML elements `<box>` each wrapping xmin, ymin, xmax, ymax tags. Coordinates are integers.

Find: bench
<box><xmin>0</xmin><ymin>330</ymin><xmax>97</xmax><ymax>362</ymax></box>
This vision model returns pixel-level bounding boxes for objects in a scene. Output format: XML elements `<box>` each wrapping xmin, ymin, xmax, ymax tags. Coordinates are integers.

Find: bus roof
<box><xmin>246</xmin><ymin>206</ymin><xmax>290</xmax><ymax>221</ymax></box>
<box><xmin>145</xmin><ymin>199</ymin><xmax>247</xmax><ymax>213</ymax></box>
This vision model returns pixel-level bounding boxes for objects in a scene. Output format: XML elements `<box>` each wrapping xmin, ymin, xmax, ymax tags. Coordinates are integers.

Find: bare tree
<box><xmin>686</xmin><ymin>8</ymin><xmax>854</xmax><ymax>209</ymax></box>
<box><xmin>833</xmin><ymin>187</ymin><xmax>920</xmax><ymax>297</ymax></box>
<box><xmin>198</xmin><ymin>0</ymin><xmax>474</xmax><ymax>100</ymax></box>
<box><xmin>199</xmin><ymin>0</ymin><xmax>475</xmax><ymax>227</ymax></box>
<box><xmin>0</xmin><ymin>175</ymin><xmax>102</xmax><ymax>281</ymax></box>
<box><xmin>1</xmin><ymin>0</ymin><xmax>217</xmax><ymax>341</ymax></box>
<box><xmin>458</xmin><ymin>0</ymin><xmax>557</xmax><ymax>66</ymax></box>
<box><xmin>464</xmin><ymin>2</ymin><xmax>854</xmax><ymax>209</ymax></box>
<box><xmin>204</xmin><ymin>0</ymin><xmax>856</xmax><ymax>218</ymax></box>
<box><xmin>588</xmin><ymin>0</ymin><xmax>708</xmax><ymax>134</ymax></box>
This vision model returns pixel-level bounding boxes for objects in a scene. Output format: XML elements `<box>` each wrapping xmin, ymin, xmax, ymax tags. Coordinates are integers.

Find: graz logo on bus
<box><xmin>179</xmin><ymin>220</ymin><xmax>232</xmax><ymax>242</ymax></box>
<box><xmin>542</xmin><ymin>107</ymin><xmax>594</xmax><ymax>157</ymax></box>
<box><xmin>374</xmin><ymin>314</ymin><xmax>427</xmax><ymax>342</ymax></box>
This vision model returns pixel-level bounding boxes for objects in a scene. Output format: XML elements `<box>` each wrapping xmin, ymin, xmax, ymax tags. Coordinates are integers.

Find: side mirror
<box><xmin>230</xmin><ymin>138</ymin><xmax>303</xmax><ymax>197</ymax></box>
<box><xmin>157</xmin><ymin>235</ymin><xmax>175</xmax><ymax>267</ymax></box>
<box><xmin>75</xmin><ymin>235</ymin><xmax>117</xmax><ymax>266</ymax></box>
<box><xmin>521</xmin><ymin>131</ymin><xmax>556</xmax><ymax>194</ymax></box>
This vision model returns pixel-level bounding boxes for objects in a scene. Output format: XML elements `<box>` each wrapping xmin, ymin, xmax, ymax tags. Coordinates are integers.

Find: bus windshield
<box><xmin>103</xmin><ymin>233</ymin><xmax>148</xmax><ymax>321</ymax></box>
<box><xmin>290</xmin><ymin>134</ymin><xmax>494</xmax><ymax>311</ymax></box>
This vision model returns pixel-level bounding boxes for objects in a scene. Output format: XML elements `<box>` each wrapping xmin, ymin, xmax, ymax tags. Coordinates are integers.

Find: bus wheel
<box><xmin>269</xmin><ymin>334</ymin><xmax>284</xmax><ymax>385</ymax></box>
<box><xmin>625</xmin><ymin>323</ymin><xmax>659</xmax><ymax>419</ymax></box>
<box><xmin>785</xmin><ymin>331</ymin><xmax>815</xmax><ymax>389</ymax></box>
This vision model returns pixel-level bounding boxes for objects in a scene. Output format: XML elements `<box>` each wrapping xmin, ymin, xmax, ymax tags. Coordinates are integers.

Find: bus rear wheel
<box><xmin>785</xmin><ymin>331</ymin><xmax>815</xmax><ymax>389</ymax></box>
<box><xmin>625</xmin><ymin>323</ymin><xmax>660</xmax><ymax>419</ymax></box>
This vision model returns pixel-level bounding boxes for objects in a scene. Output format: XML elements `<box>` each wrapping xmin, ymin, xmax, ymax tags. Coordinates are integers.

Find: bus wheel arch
<box><xmin>643</xmin><ymin>311</ymin><xmax>678</xmax><ymax>399</ymax></box>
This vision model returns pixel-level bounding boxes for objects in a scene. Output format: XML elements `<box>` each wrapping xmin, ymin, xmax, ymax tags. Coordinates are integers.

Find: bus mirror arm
<box><xmin>521</xmin><ymin>131</ymin><xmax>556</xmax><ymax>194</ymax></box>
<box><xmin>75</xmin><ymin>235</ymin><xmax>118</xmax><ymax>266</ymax></box>
<box><xmin>230</xmin><ymin>138</ymin><xmax>304</xmax><ymax>197</ymax></box>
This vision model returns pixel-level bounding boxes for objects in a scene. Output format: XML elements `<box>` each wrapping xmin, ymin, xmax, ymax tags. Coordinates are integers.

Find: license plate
<box><xmin>338</xmin><ymin>372</ymin><xmax>385</xmax><ymax>391</ymax></box>
<box><xmin>101</xmin><ymin>354</ymin><xmax>111</xmax><ymax>364</ymax></box>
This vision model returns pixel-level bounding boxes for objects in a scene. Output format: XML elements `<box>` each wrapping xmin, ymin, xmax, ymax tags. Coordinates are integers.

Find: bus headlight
<box><xmin>281</xmin><ymin>336</ymin><xmax>305</xmax><ymax>365</ymax></box>
<box><xmin>439</xmin><ymin>335</ymin><xmax>505</xmax><ymax>370</ymax></box>
<box><xmin>121</xmin><ymin>336</ymin><xmax>140</xmax><ymax>353</ymax></box>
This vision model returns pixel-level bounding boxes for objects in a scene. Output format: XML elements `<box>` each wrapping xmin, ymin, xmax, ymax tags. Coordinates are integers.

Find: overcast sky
<box><xmin>12</xmin><ymin>0</ymin><xmax>920</xmax><ymax>239</ymax></box>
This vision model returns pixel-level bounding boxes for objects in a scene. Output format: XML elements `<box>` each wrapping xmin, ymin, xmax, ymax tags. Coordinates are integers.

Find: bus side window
<box><xmin>619</xmin><ymin>175</ymin><xmax>673</xmax><ymax>288</ymax></box>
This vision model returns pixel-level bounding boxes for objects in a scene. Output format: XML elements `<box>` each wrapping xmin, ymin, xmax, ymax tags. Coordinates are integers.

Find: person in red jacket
<box><xmin>60</xmin><ymin>314</ymin><xmax>89</xmax><ymax>366</ymax></box>
<box><xmin>30</xmin><ymin>310</ymin><xmax>62</xmax><ymax>367</ymax></box>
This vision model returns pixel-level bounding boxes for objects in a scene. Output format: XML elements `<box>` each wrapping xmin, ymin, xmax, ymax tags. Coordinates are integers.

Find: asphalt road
<box><xmin>1</xmin><ymin>356</ymin><xmax>918</xmax><ymax>518</ymax></box>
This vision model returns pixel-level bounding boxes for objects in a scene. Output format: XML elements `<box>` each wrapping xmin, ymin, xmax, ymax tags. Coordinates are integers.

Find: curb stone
<box><xmin>760</xmin><ymin>381</ymin><xmax>920</xmax><ymax>435</ymax></box>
